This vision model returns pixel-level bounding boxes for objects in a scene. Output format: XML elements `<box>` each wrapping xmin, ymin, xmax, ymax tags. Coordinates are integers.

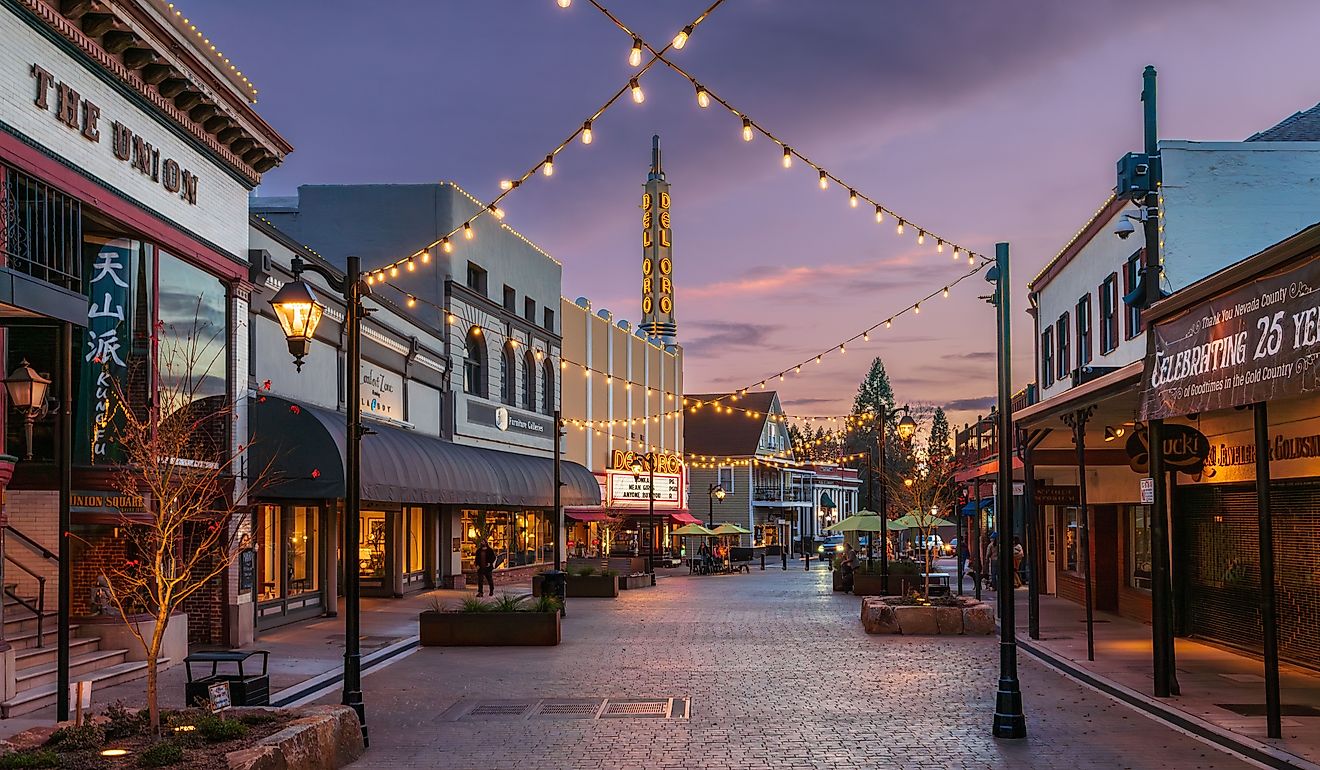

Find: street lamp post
<box><xmin>707</xmin><ymin>483</ymin><xmax>725</xmax><ymax>527</ymax></box>
<box><xmin>989</xmin><ymin>242</ymin><xmax>1026</xmax><ymax>739</ymax></box>
<box><xmin>270</xmin><ymin>255</ymin><xmax>369</xmax><ymax>747</ymax></box>
<box><xmin>631</xmin><ymin>459</ymin><xmax>656</xmax><ymax>582</ymax></box>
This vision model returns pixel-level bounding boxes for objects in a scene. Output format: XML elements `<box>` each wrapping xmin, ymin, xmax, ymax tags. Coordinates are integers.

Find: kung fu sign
<box><xmin>1142</xmin><ymin>250</ymin><xmax>1320</xmax><ymax>419</ymax></box>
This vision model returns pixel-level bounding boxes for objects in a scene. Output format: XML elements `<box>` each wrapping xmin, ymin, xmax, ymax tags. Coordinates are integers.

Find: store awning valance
<box><xmin>960</xmin><ymin>498</ymin><xmax>994</xmax><ymax>516</ymax></box>
<box><xmin>669</xmin><ymin>512</ymin><xmax>700</xmax><ymax>525</ymax></box>
<box><xmin>819</xmin><ymin>492</ymin><xmax>836</xmax><ymax>509</ymax></box>
<box><xmin>566</xmin><ymin>508</ymin><xmax>611</xmax><ymax>522</ymax></box>
<box><xmin>249</xmin><ymin>396</ymin><xmax>600</xmax><ymax>507</ymax></box>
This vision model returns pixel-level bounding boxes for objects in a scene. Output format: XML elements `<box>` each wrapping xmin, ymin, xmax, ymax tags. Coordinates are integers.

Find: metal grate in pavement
<box><xmin>444</xmin><ymin>697</ymin><xmax>687</xmax><ymax>721</ymax></box>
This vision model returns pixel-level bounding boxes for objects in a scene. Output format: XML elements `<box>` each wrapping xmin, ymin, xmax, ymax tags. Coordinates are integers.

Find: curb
<box><xmin>270</xmin><ymin>636</ymin><xmax>420</xmax><ymax>708</ymax></box>
<box><xmin>1017</xmin><ymin>637</ymin><xmax>1320</xmax><ymax>770</ymax></box>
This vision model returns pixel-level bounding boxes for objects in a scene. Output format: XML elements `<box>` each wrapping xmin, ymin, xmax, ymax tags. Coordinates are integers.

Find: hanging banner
<box><xmin>1141</xmin><ymin>250</ymin><xmax>1320</xmax><ymax>419</ymax></box>
<box><xmin>76</xmin><ymin>238</ymin><xmax>137</xmax><ymax>464</ymax></box>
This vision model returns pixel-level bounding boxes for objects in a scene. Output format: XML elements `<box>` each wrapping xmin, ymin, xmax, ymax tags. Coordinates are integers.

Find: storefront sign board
<box><xmin>360</xmin><ymin>362</ymin><xmax>403</xmax><ymax>421</ymax></box>
<box><xmin>1034</xmin><ymin>485</ymin><xmax>1079</xmax><ymax>506</ymax></box>
<box><xmin>606</xmin><ymin>470</ymin><xmax>681</xmax><ymax>506</ymax></box>
<box><xmin>1124</xmin><ymin>423</ymin><xmax>1210</xmax><ymax>476</ymax></box>
<box><xmin>1142</xmin><ymin>250</ymin><xmax>1320</xmax><ymax>419</ymax></box>
<box><xmin>467</xmin><ymin>402</ymin><xmax>552</xmax><ymax>436</ymax></box>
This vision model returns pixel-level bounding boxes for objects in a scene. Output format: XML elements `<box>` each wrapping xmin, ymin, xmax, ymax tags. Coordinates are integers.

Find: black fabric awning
<box><xmin>249</xmin><ymin>395</ymin><xmax>601</xmax><ymax>507</ymax></box>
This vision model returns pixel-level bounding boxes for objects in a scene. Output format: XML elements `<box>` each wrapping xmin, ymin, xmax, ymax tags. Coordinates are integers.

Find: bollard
<box><xmin>804</xmin><ymin>552</ymin><xmax>810</xmax><ymax>571</ymax></box>
<box><xmin>760</xmin><ymin>552</ymin><xmax>766</xmax><ymax>571</ymax></box>
<box><xmin>782</xmin><ymin>550</ymin><xmax>788</xmax><ymax>570</ymax></box>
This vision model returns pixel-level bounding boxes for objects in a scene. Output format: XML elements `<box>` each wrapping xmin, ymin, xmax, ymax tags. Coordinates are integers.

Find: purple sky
<box><xmin>189</xmin><ymin>0</ymin><xmax>1320</xmax><ymax>431</ymax></box>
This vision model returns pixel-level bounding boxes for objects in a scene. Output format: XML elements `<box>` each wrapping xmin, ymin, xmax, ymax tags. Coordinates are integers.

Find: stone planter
<box><xmin>226</xmin><ymin>706</ymin><xmax>364</xmax><ymax>770</ymax></box>
<box><xmin>619</xmin><ymin>574</ymin><xmax>651</xmax><ymax>590</ymax></box>
<box><xmin>418</xmin><ymin>611</ymin><xmax>561</xmax><ymax>646</ymax></box>
<box><xmin>532</xmin><ymin>573</ymin><xmax>620</xmax><ymax>598</ymax></box>
<box><xmin>860</xmin><ymin>596</ymin><xmax>995</xmax><ymax>635</ymax></box>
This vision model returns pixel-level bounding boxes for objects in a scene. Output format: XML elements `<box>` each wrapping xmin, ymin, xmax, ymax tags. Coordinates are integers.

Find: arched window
<box><xmin>541</xmin><ymin>358</ymin><xmax>555</xmax><ymax>415</ymax></box>
<box><xmin>500</xmin><ymin>342</ymin><xmax>517</xmax><ymax>405</ymax></box>
<box><xmin>464</xmin><ymin>328</ymin><xmax>486</xmax><ymax>397</ymax></box>
<box><xmin>522</xmin><ymin>352</ymin><xmax>536</xmax><ymax>411</ymax></box>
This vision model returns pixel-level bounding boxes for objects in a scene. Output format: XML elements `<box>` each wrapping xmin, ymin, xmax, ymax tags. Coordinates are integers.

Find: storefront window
<box><xmin>257</xmin><ymin>505</ymin><xmax>281</xmax><ymax>602</ymax></box>
<box><xmin>461</xmin><ymin>509</ymin><xmax>550</xmax><ymax>570</ymax></box>
<box><xmin>1128</xmin><ymin>505</ymin><xmax>1152</xmax><ymax>591</ymax></box>
<box><xmin>360</xmin><ymin>510</ymin><xmax>387</xmax><ymax>578</ymax></box>
<box><xmin>1063</xmin><ymin>507</ymin><xmax>1081</xmax><ymax>573</ymax></box>
<box><xmin>404</xmin><ymin>507</ymin><xmax>424</xmax><ymax>573</ymax></box>
<box><xmin>288</xmin><ymin>506</ymin><xmax>318</xmax><ymax>595</ymax></box>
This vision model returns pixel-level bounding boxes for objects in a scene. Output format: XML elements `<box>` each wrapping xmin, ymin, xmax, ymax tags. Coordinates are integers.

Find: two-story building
<box><xmin>1014</xmin><ymin>103</ymin><xmax>1320</xmax><ymax>632</ymax></box>
<box><xmin>249</xmin><ymin>184</ymin><xmax>600</xmax><ymax>595</ymax></box>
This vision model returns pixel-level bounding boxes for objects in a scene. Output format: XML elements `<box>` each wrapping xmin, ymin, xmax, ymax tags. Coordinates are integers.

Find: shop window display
<box><xmin>287</xmin><ymin>505</ymin><xmax>318</xmax><ymax>595</ymax></box>
<box><xmin>404</xmin><ymin>506</ymin><xmax>424</xmax><ymax>573</ymax></box>
<box><xmin>360</xmin><ymin>510</ymin><xmax>388</xmax><ymax>578</ymax></box>
<box><xmin>461</xmin><ymin>509</ymin><xmax>551</xmax><ymax>570</ymax></box>
<box><xmin>1128</xmin><ymin>505</ymin><xmax>1152</xmax><ymax>591</ymax></box>
<box><xmin>1063</xmin><ymin>507</ymin><xmax>1082</xmax><ymax>573</ymax></box>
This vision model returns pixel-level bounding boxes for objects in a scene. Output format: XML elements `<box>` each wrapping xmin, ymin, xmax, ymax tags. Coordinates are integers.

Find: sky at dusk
<box><xmin>187</xmin><ymin>0</ymin><xmax>1320</xmax><ymax>431</ymax></box>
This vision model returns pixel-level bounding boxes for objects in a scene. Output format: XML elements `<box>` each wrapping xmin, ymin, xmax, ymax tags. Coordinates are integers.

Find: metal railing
<box><xmin>4</xmin><ymin>554</ymin><xmax>46</xmax><ymax>648</ymax></box>
<box><xmin>6</xmin><ymin>526</ymin><xmax>56</xmax><ymax>562</ymax></box>
<box><xmin>1</xmin><ymin>164</ymin><xmax>83</xmax><ymax>293</ymax></box>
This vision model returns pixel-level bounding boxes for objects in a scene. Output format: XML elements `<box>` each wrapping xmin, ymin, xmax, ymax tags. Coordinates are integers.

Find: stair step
<box><xmin>1</xmin><ymin>658</ymin><xmax>167</xmax><ymax>718</ymax></box>
<box><xmin>7</xmin><ymin>625</ymin><xmax>80</xmax><ymax>651</ymax></box>
<box><xmin>16</xmin><ymin>649</ymin><xmax>129</xmax><ymax>692</ymax></box>
<box><xmin>14</xmin><ymin>636</ymin><xmax>100</xmax><ymax>668</ymax></box>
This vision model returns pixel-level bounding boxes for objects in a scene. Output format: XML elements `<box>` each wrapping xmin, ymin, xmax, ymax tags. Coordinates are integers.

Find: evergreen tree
<box><xmin>846</xmin><ymin>357</ymin><xmax>902</xmax><ymax>512</ymax></box>
<box><xmin>927</xmin><ymin>407</ymin><xmax>952</xmax><ymax>465</ymax></box>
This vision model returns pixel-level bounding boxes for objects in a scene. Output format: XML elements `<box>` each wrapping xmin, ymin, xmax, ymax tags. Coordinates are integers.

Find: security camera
<box><xmin>1113</xmin><ymin>218</ymin><xmax>1136</xmax><ymax>239</ymax></box>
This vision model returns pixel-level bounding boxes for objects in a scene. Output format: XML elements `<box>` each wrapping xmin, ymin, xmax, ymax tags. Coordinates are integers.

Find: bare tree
<box><xmin>885</xmin><ymin>450</ymin><xmax>959</xmax><ymax>598</ymax></box>
<box><xmin>95</xmin><ymin>316</ymin><xmax>266</xmax><ymax>733</ymax></box>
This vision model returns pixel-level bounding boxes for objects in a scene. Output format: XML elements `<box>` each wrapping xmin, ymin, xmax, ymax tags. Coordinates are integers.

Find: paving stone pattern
<box><xmin>344</xmin><ymin>567</ymin><xmax>1252</xmax><ymax>769</ymax></box>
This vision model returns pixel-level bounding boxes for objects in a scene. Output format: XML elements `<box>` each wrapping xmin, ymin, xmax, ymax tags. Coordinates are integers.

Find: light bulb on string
<box><xmin>630</xmin><ymin>78</ymin><xmax>644</xmax><ymax>103</ymax></box>
<box><xmin>742</xmin><ymin>118</ymin><xmax>753</xmax><ymax>142</ymax></box>
<box><xmin>952</xmin><ymin>247</ymin><xmax>961</xmax><ymax>261</ymax></box>
<box><xmin>543</xmin><ymin>155</ymin><xmax>554</xmax><ymax>176</ymax></box>
<box><xmin>818</xmin><ymin>170</ymin><xmax>829</xmax><ymax>190</ymax></box>
<box><xmin>914</xmin><ymin>303</ymin><xmax>921</xmax><ymax>314</ymax></box>
<box><xmin>918</xmin><ymin>230</ymin><xmax>926</xmax><ymax>245</ymax></box>
<box><xmin>628</xmin><ymin>38</ymin><xmax>642</xmax><ymax>67</ymax></box>
<box><xmin>815</xmin><ymin>355</ymin><xmax>822</xmax><ymax>364</ymax></box>
<box><xmin>406</xmin><ymin>295</ymin><xmax>416</xmax><ymax>307</ymax></box>
<box><xmin>875</xmin><ymin>206</ymin><xmax>884</xmax><ymax>223</ymax></box>
<box><xmin>849</xmin><ymin>190</ymin><xmax>858</xmax><ymax>208</ymax></box>
<box><xmin>581</xmin><ymin>120</ymin><xmax>593</xmax><ymax>145</ymax></box>
<box><xmin>695</xmin><ymin>83</ymin><xmax>710</xmax><ymax>108</ymax></box>
<box><xmin>500</xmin><ymin>179</ymin><xmax>513</xmax><ymax>191</ymax></box>
<box><xmin>936</xmin><ymin>239</ymin><xmax>944</xmax><ymax>253</ymax></box>
<box><xmin>863</xmin><ymin>331</ymin><xmax>870</xmax><ymax>342</ymax></box>
<box><xmin>557</xmin><ymin>0</ymin><xmax>570</xmax><ymax>7</ymax></box>
<box><xmin>896</xmin><ymin>220</ymin><xmax>905</xmax><ymax>235</ymax></box>
<box><xmin>942</xmin><ymin>286</ymin><xmax>950</xmax><ymax>298</ymax></box>
<box><xmin>839</xmin><ymin>344</ymin><xmax>846</xmax><ymax>354</ymax></box>
<box><xmin>795</xmin><ymin>365</ymin><xmax>802</xmax><ymax>373</ymax></box>
<box><xmin>420</xmin><ymin>249</ymin><xmax>430</xmax><ymax>264</ymax></box>
<box><xmin>442</xmin><ymin>238</ymin><xmax>453</xmax><ymax>253</ymax></box>
<box><xmin>885</xmin><ymin>319</ymin><xmax>892</xmax><ymax>328</ymax></box>
<box><xmin>673</xmin><ymin>25</ymin><xmax>693</xmax><ymax>49</ymax></box>
<box><xmin>489</xmin><ymin>204</ymin><xmax>504</xmax><ymax>220</ymax></box>
<box><xmin>463</xmin><ymin>222</ymin><xmax>474</xmax><ymax>240</ymax></box>
<box><xmin>782</xmin><ymin>145</ymin><xmax>792</xmax><ymax>168</ymax></box>
<box><xmin>406</xmin><ymin>259</ymin><xmax>415</xmax><ymax>272</ymax></box>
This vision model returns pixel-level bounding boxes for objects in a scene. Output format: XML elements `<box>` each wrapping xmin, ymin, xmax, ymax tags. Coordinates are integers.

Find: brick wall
<box><xmin>3</xmin><ymin>490</ymin><xmax>59</xmax><ymax>608</ymax></box>
<box><xmin>180</xmin><ymin>522</ymin><xmax>225</xmax><ymax>645</ymax></box>
<box><xmin>69</xmin><ymin>527</ymin><xmax>129</xmax><ymax>616</ymax></box>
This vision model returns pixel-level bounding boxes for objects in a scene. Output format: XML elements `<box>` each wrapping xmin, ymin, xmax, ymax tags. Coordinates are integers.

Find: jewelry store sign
<box><xmin>1142</xmin><ymin>249</ymin><xmax>1320</xmax><ymax>419</ymax></box>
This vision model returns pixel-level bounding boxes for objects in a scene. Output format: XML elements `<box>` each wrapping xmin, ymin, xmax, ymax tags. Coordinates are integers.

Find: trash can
<box><xmin>184</xmin><ymin>651</ymin><xmax>271</xmax><ymax>708</ymax></box>
<box><xmin>539</xmin><ymin>569</ymin><xmax>567</xmax><ymax>615</ymax></box>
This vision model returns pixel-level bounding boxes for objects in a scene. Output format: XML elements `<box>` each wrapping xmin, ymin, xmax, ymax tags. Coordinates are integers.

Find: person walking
<box><xmin>474</xmin><ymin>540</ymin><xmax>497</xmax><ymax>597</ymax></box>
<box><xmin>1012</xmin><ymin>536</ymin><xmax>1026</xmax><ymax>588</ymax></box>
<box><xmin>985</xmin><ymin>533</ymin><xmax>1000</xmax><ymax>592</ymax></box>
<box><xmin>840</xmin><ymin>541</ymin><xmax>858</xmax><ymax>593</ymax></box>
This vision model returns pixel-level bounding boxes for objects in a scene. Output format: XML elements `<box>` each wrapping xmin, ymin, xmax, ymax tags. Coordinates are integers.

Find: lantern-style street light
<box><xmin>896</xmin><ymin>410</ymin><xmax>918</xmax><ymax>442</ymax></box>
<box><xmin>269</xmin><ymin>255</ymin><xmax>369</xmax><ymax>746</ymax></box>
<box><xmin>4</xmin><ymin>360</ymin><xmax>51</xmax><ymax>460</ymax></box>
<box><xmin>707</xmin><ymin>483</ymin><xmax>725</xmax><ymax>528</ymax></box>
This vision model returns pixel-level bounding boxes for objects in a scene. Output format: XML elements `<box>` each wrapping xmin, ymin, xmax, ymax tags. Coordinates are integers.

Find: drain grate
<box><xmin>445</xmin><ymin>697</ymin><xmax>687</xmax><ymax>721</ymax></box>
<box><xmin>1216</xmin><ymin>703</ymin><xmax>1320</xmax><ymax>718</ymax></box>
<box><xmin>601</xmin><ymin>699</ymin><xmax>671</xmax><ymax>718</ymax></box>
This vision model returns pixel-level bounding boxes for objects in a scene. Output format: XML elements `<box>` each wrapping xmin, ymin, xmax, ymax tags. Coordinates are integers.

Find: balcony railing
<box><xmin>753</xmin><ymin>486</ymin><xmax>810</xmax><ymax>503</ymax></box>
<box><xmin>1</xmin><ymin>165</ymin><xmax>82</xmax><ymax>293</ymax></box>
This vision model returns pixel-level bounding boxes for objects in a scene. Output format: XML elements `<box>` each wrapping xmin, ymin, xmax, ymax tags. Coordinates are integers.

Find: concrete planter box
<box><xmin>860</xmin><ymin>596</ymin><xmax>996</xmax><ymax>635</ymax></box>
<box><xmin>532</xmin><ymin>573</ymin><xmax>620</xmax><ymax>598</ymax></box>
<box><xmin>226</xmin><ymin>706</ymin><xmax>364</xmax><ymax>770</ymax></box>
<box><xmin>419</xmin><ymin>611</ymin><xmax>561</xmax><ymax>646</ymax></box>
<box><xmin>619</xmin><ymin>574</ymin><xmax>651</xmax><ymax>590</ymax></box>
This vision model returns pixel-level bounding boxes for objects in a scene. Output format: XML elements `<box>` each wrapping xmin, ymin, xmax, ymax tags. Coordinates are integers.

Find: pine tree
<box><xmin>927</xmin><ymin>407</ymin><xmax>952</xmax><ymax>466</ymax></box>
<box><xmin>847</xmin><ymin>357</ymin><xmax>899</xmax><ymax>511</ymax></box>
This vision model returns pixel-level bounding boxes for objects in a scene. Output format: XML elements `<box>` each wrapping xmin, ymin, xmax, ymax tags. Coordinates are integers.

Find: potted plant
<box><xmin>419</xmin><ymin>594</ymin><xmax>561</xmax><ymax>646</ymax></box>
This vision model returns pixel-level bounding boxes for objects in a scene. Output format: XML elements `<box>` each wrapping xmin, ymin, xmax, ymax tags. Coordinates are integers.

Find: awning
<box><xmin>819</xmin><ymin>492</ymin><xmax>836</xmax><ymax>509</ymax></box>
<box><xmin>249</xmin><ymin>395</ymin><xmax>601</xmax><ymax>507</ymax></box>
<box><xmin>960</xmin><ymin>498</ymin><xmax>994</xmax><ymax>516</ymax></box>
<box><xmin>565</xmin><ymin>508</ymin><xmax>611</xmax><ymax>522</ymax></box>
<box><xmin>669</xmin><ymin>512</ymin><xmax>700</xmax><ymax>525</ymax></box>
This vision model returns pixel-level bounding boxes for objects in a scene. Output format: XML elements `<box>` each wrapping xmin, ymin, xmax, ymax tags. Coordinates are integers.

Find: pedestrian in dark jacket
<box><xmin>474</xmin><ymin>541</ymin><xmax>497</xmax><ymax>597</ymax></box>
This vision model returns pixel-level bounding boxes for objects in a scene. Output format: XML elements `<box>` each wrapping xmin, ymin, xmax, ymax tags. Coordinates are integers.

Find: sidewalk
<box><xmin>0</xmin><ymin>583</ymin><xmax>505</xmax><ymax>740</ymax></box>
<box><xmin>1011</xmin><ymin>590</ymin><xmax>1320</xmax><ymax>769</ymax></box>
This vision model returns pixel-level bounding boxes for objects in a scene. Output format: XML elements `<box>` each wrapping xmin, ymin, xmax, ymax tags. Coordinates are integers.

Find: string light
<box><xmin>406</xmin><ymin>295</ymin><xmax>416</xmax><ymax>307</ymax></box>
<box><xmin>543</xmin><ymin>155</ymin><xmax>555</xmax><ymax>176</ymax></box>
<box><xmin>557</xmin><ymin>0</ymin><xmax>571</xmax><ymax>7</ymax></box>
<box><xmin>500</xmin><ymin>179</ymin><xmax>513</xmax><ymax>191</ymax></box>
<box><xmin>405</xmin><ymin>259</ymin><xmax>415</xmax><ymax>272</ymax></box>
<box><xmin>742</xmin><ymin>117</ymin><xmax>753</xmax><ymax>142</ymax></box>
<box><xmin>885</xmin><ymin>319</ymin><xmax>892</xmax><ymax>328</ymax></box>
<box><xmin>672</xmin><ymin>24</ymin><xmax>693</xmax><ymax>49</ymax></box>
<box><xmin>629</xmin><ymin>38</ymin><xmax>643</xmax><ymax>67</ymax></box>
<box><xmin>442</xmin><ymin>238</ymin><xmax>453</xmax><ymax>254</ymax></box>
<box><xmin>581</xmin><ymin>120</ymin><xmax>593</xmax><ymax>144</ymax></box>
<box><xmin>463</xmin><ymin>222</ymin><xmax>474</xmax><ymax>240</ymax></box>
<box><xmin>942</xmin><ymin>286</ymin><xmax>950</xmax><ymax>298</ymax></box>
<box><xmin>420</xmin><ymin>250</ymin><xmax>430</xmax><ymax>264</ymax></box>
<box><xmin>695</xmin><ymin>83</ymin><xmax>710</xmax><ymax>108</ymax></box>
<box><xmin>849</xmin><ymin>189</ymin><xmax>858</xmax><ymax>208</ymax></box>
<box><xmin>630</xmin><ymin>78</ymin><xmax>644</xmax><ymax>103</ymax></box>
<box><xmin>913</xmin><ymin>303</ymin><xmax>921</xmax><ymax>314</ymax></box>
<box><xmin>818</xmin><ymin>170</ymin><xmax>828</xmax><ymax>190</ymax></box>
<box><xmin>896</xmin><ymin>220</ymin><xmax>905</xmax><ymax>235</ymax></box>
<box><xmin>874</xmin><ymin>206</ymin><xmax>883</xmax><ymax>223</ymax></box>
<box><xmin>489</xmin><ymin>204</ymin><xmax>504</xmax><ymax>220</ymax></box>
<box><xmin>782</xmin><ymin>145</ymin><xmax>792</xmax><ymax>168</ymax></box>
<box><xmin>936</xmin><ymin>239</ymin><xmax>944</xmax><ymax>254</ymax></box>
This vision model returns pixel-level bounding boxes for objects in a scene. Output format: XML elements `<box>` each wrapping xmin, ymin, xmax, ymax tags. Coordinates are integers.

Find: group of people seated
<box><xmin>692</xmin><ymin>542</ymin><xmax>731</xmax><ymax>574</ymax></box>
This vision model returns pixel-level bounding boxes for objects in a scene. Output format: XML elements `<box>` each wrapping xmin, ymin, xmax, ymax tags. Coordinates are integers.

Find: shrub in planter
<box><xmin>0</xmin><ymin>750</ymin><xmax>58</xmax><ymax>769</ymax></box>
<box><xmin>48</xmin><ymin>724</ymin><xmax>105</xmax><ymax>752</ymax></box>
<box><xmin>532</xmin><ymin>571</ymin><xmax>620</xmax><ymax>598</ymax></box>
<box><xmin>139</xmin><ymin>741</ymin><xmax>185</xmax><ymax>767</ymax></box>
<box><xmin>196</xmin><ymin>714</ymin><xmax>249</xmax><ymax>743</ymax></box>
<box><xmin>420</xmin><ymin>594</ymin><xmax>561</xmax><ymax>646</ymax></box>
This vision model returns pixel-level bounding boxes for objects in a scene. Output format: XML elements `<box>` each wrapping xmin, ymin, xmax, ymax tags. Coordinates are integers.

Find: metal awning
<box><xmin>669</xmin><ymin>512</ymin><xmax>700</xmax><ymax>525</ymax></box>
<box><xmin>819</xmin><ymin>492</ymin><xmax>836</xmax><ymax>509</ymax></box>
<box><xmin>960</xmin><ymin>498</ymin><xmax>994</xmax><ymax>516</ymax></box>
<box><xmin>565</xmin><ymin>508</ymin><xmax>611</xmax><ymax>522</ymax></box>
<box><xmin>249</xmin><ymin>395</ymin><xmax>601</xmax><ymax>507</ymax></box>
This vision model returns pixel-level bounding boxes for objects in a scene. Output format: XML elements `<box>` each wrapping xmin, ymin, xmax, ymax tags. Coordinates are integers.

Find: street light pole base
<box><xmin>992</xmin><ymin>681</ymin><xmax>1027</xmax><ymax>739</ymax></box>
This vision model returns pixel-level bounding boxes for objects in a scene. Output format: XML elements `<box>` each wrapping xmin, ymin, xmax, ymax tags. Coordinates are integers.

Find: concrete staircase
<box><xmin>0</xmin><ymin>589</ymin><xmax>163</xmax><ymax>717</ymax></box>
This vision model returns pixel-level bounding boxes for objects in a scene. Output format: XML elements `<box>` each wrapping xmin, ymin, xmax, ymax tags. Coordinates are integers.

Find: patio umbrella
<box><xmin>825</xmin><ymin>513</ymin><xmax>886</xmax><ymax>533</ymax></box>
<box><xmin>889</xmin><ymin>512</ymin><xmax>956</xmax><ymax>529</ymax></box>
<box><xmin>711</xmin><ymin>523</ymin><xmax>751</xmax><ymax>536</ymax></box>
<box><xmin>672</xmin><ymin>523</ymin><xmax>716</xmax><ymax>536</ymax></box>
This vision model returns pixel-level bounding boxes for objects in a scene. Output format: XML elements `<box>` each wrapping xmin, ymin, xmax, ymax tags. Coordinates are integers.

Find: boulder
<box><xmin>934</xmin><ymin>606</ymin><xmax>964</xmax><ymax>635</ymax></box>
<box><xmin>860</xmin><ymin>597</ymin><xmax>900</xmax><ymax>634</ymax></box>
<box><xmin>893</xmin><ymin>605</ymin><xmax>940</xmax><ymax>635</ymax></box>
<box><xmin>226</xmin><ymin>706</ymin><xmax>364</xmax><ymax>770</ymax></box>
<box><xmin>962</xmin><ymin>602</ymin><xmax>996</xmax><ymax>635</ymax></box>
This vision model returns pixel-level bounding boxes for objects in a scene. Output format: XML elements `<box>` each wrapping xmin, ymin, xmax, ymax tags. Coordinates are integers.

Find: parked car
<box><xmin>815</xmin><ymin>535</ymin><xmax>846</xmax><ymax>558</ymax></box>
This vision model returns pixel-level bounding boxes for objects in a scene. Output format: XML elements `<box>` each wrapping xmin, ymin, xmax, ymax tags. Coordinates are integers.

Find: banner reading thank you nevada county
<box><xmin>1141</xmin><ymin>250</ymin><xmax>1320</xmax><ymax>420</ymax></box>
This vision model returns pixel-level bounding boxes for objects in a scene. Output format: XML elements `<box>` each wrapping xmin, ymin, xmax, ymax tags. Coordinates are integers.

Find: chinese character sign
<box><xmin>77</xmin><ymin>238</ymin><xmax>136</xmax><ymax>463</ymax></box>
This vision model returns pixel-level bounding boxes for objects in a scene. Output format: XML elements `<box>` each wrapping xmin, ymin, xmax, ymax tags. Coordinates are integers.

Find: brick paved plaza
<box><xmin>343</xmin><ymin>567</ymin><xmax>1252</xmax><ymax>769</ymax></box>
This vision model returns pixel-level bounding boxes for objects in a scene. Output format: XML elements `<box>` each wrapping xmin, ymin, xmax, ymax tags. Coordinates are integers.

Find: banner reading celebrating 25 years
<box><xmin>1142</xmin><ymin>250</ymin><xmax>1320</xmax><ymax>420</ymax></box>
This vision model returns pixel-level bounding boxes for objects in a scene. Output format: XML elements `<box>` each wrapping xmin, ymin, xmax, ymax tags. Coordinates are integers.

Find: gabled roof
<box><xmin>683</xmin><ymin>391</ymin><xmax>778</xmax><ymax>457</ymax></box>
<box><xmin>1247</xmin><ymin>102</ymin><xmax>1320</xmax><ymax>142</ymax></box>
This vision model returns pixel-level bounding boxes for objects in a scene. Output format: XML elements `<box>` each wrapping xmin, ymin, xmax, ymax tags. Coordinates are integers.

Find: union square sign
<box><xmin>1142</xmin><ymin>249</ymin><xmax>1320</xmax><ymax>419</ymax></box>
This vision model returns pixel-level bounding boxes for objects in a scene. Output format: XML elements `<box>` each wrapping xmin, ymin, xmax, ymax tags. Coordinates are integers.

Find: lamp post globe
<box><xmin>269</xmin><ymin>277</ymin><xmax>326</xmax><ymax>371</ymax></box>
<box><xmin>897</xmin><ymin>412</ymin><xmax>917</xmax><ymax>442</ymax></box>
<box><xmin>4</xmin><ymin>360</ymin><xmax>52</xmax><ymax>460</ymax></box>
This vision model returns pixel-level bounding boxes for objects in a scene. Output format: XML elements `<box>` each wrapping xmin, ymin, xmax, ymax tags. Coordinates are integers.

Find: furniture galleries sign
<box><xmin>1142</xmin><ymin>251</ymin><xmax>1320</xmax><ymax>419</ymax></box>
